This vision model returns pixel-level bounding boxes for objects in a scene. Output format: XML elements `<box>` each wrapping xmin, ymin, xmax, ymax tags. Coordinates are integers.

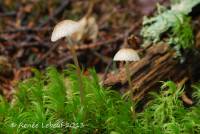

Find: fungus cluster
<box><xmin>50</xmin><ymin>1</ymin><xmax>140</xmax><ymax>106</ymax></box>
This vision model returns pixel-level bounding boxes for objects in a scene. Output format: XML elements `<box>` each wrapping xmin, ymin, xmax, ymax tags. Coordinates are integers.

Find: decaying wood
<box><xmin>103</xmin><ymin>44</ymin><xmax>198</xmax><ymax>100</ymax></box>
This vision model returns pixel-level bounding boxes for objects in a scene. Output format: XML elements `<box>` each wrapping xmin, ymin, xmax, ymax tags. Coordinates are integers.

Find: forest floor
<box><xmin>1</xmin><ymin>0</ymin><xmax>200</xmax><ymax>100</ymax></box>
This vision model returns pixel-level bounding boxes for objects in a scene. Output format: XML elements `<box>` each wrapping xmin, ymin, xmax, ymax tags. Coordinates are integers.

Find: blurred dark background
<box><xmin>0</xmin><ymin>0</ymin><xmax>175</xmax><ymax>99</ymax></box>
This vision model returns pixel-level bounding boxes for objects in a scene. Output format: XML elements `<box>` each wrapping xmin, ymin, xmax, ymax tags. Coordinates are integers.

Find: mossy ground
<box><xmin>1</xmin><ymin>67</ymin><xmax>200</xmax><ymax>134</ymax></box>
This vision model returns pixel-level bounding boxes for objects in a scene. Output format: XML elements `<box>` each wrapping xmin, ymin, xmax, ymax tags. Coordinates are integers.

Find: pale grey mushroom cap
<box><xmin>113</xmin><ymin>48</ymin><xmax>140</xmax><ymax>61</ymax></box>
<box><xmin>51</xmin><ymin>20</ymin><xmax>82</xmax><ymax>42</ymax></box>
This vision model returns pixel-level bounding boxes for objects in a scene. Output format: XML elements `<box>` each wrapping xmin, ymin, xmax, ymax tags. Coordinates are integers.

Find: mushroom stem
<box><xmin>125</xmin><ymin>61</ymin><xmax>133</xmax><ymax>98</ymax></box>
<box><xmin>66</xmin><ymin>37</ymin><xmax>84</xmax><ymax>105</ymax></box>
<box><xmin>125</xmin><ymin>61</ymin><xmax>136</xmax><ymax>118</ymax></box>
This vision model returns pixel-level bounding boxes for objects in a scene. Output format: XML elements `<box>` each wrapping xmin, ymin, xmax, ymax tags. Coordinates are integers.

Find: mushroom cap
<box><xmin>113</xmin><ymin>48</ymin><xmax>140</xmax><ymax>61</ymax></box>
<box><xmin>51</xmin><ymin>20</ymin><xmax>82</xmax><ymax>42</ymax></box>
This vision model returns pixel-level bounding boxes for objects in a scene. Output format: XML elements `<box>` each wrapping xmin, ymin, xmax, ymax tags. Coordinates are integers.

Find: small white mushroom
<box><xmin>113</xmin><ymin>48</ymin><xmax>140</xmax><ymax>106</ymax></box>
<box><xmin>51</xmin><ymin>20</ymin><xmax>82</xmax><ymax>42</ymax></box>
<box><xmin>51</xmin><ymin>19</ymin><xmax>85</xmax><ymax>104</ymax></box>
<box><xmin>50</xmin><ymin>2</ymin><xmax>98</xmax><ymax>105</ymax></box>
<box><xmin>51</xmin><ymin>16</ymin><xmax>98</xmax><ymax>43</ymax></box>
<box><xmin>113</xmin><ymin>48</ymin><xmax>140</xmax><ymax>61</ymax></box>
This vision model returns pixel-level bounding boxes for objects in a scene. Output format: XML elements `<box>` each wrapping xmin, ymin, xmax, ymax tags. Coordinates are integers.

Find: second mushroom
<box><xmin>113</xmin><ymin>48</ymin><xmax>140</xmax><ymax>99</ymax></box>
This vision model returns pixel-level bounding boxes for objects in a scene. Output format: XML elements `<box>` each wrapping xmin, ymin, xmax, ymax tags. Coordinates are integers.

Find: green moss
<box><xmin>1</xmin><ymin>67</ymin><xmax>200</xmax><ymax>134</ymax></box>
